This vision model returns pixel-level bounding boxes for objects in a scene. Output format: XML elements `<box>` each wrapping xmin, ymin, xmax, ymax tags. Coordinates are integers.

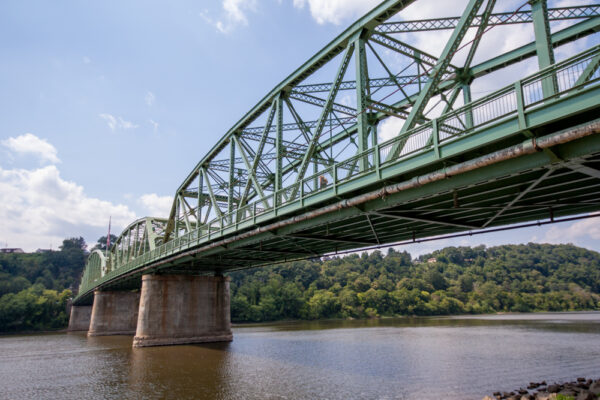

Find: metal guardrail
<box><xmin>76</xmin><ymin>45</ymin><xmax>600</xmax><ymax>300</ymax></box>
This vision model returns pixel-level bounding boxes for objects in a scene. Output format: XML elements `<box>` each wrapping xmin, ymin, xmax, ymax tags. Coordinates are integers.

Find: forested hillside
<box><xmin>1</xmin><ymin>241</ymin><xmax>599</xmax><ymax>332</ymax></box>
<box><xmin>229</xmin><ymin>243</ymin><xmax>600</xmax><ymax>322</ymax></box>
<box><xmin>0</xmin><ymin>238</ymin><xmax>86</xmax><ymax>332</ymax></box>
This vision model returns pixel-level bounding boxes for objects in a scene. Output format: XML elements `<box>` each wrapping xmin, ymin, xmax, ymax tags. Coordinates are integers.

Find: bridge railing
<box><xmin>76</xmin><ymin>45</ymin><xmax>600</xmax><ymax>301</ymax></box>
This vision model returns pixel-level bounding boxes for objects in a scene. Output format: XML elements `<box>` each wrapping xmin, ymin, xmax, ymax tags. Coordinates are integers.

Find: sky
<box><xmin>0</xmin><ymin>0</ymin><xmax>598</xmax><ymax>255</ymax></box>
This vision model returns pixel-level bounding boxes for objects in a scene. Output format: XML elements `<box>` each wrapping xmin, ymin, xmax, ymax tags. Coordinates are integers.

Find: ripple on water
<box><xmin>0</xmin><ymin>312</ymin><xmax>599</xmax><ymax>400</ymax></box>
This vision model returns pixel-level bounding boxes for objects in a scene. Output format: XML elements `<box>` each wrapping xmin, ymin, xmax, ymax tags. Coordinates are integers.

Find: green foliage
<box><xmin>229</xmin><ymin>244</ymin><xmax>600</xmax><ymax>323</ymax></box>
<box><xmin>0</xmin><ymin>285</ymin><xmax>72</xmax><ymax>332</ymax></box>
<box><xmin>556</xmin><ymin>395</ymin><xmax>575</xmax><ymax>400</ymax></box>
<box><xmin>91</xmin><ymin>235</ymin><xmax>118</xmax><ymax>252</ymax></box>
<box><xmin>2</xmin><ymin>240</ymin><xmax>599</xmax><ymax>330</ymax></box>
<box><xmin>0</xmin><ymin>237</ymin><xmax>87</xmax><ymax>332</ymax></box>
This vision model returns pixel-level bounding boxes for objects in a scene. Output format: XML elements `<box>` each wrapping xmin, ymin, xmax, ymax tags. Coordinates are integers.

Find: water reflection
<box><xmin>0</xmin><ymin>312</ymin><xmax>599</xmax><ymax>400</ymax></box>
<box><xmin>127</xmin><ymin>342</ymin><xmax>233</xmax><ymax>399</ymax></box>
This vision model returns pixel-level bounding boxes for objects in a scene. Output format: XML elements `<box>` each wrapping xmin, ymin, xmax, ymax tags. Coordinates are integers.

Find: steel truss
<box><xmin>75</xmin><ymin>0</ymin><xmax>600</xmax><ymax>304</ymax></box>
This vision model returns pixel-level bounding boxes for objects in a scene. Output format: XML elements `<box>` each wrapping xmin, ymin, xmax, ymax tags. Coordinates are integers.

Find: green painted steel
<box><xmin>74</xmin><ymin>1</ymin><xmax>600</xmax><ymax>305</ymax></box>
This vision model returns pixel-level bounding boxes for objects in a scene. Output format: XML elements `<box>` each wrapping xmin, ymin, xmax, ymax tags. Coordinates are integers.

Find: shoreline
<box><xmin>1</xmin><ymin>310</ymin><xmax>599</xmax><ymax>335</ymax></box>
<box><xmin>231</xmin><ymin>309</ymin><xmax>600</xmax><ymax>327</ymax></box>
<box><xmin>483</xmin><ymin>377</ymin><xmax>600</xmax><ymax>400</ymax></box>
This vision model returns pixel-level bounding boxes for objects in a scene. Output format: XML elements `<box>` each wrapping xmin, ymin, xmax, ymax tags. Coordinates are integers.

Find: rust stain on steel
<box><xmin>107</xmin><ymin>119</ymin><xmax>600</xmax><ymax>282</ymax></box>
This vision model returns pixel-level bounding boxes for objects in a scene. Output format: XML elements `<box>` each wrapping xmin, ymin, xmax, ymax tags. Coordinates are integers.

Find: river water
<box><xmin>1</xmin><ymin>312</ymin><xmax>599</xmax><ymax>400</ymax></box>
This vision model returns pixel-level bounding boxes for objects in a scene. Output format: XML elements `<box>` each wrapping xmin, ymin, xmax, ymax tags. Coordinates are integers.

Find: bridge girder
<box><xmin>75</xmin><ymin>0</ymin><xmax>600</xmax><ymax>305</ymax></box>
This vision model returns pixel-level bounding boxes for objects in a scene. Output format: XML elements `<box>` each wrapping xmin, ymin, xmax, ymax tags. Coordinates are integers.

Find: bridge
<box><xmin>69</xmin><ymin>0</ymin><xmax>600</xmax><ymax>347</ymax></box>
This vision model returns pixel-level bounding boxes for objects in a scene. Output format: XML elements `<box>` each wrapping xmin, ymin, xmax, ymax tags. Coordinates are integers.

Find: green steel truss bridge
<box><xmin>74</xmin><ymin>0</ymin><xmax>600</xmax><ymax>306</ymax></box>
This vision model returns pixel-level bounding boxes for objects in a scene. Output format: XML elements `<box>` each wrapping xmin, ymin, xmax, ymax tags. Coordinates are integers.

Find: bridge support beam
<box><xmin>67</xmin><ymin>305</ymin><xmax>92</xmax><ymax>332</ymax></box>
<box><xmin>133</xmin><ymin>274</ymin><xmax>232</xmax><ymax>347</ymax></box>
<box><xmin>87</xmin><ymin>291</ymin><xmax>140</xmax><ymax>336</ymax></box>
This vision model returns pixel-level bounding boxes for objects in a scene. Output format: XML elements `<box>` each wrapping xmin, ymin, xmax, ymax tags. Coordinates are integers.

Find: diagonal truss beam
<box><xmin>365</xmin><ymin>215</ymin><xmax>381</xmax><ymax>244</ymax></box>
<box><xmin>285</xmin><ymin>234</ymin><xmax>378</xmax><ymax>246</ymax></box>
<box><xmin>567</xmin><ymin>163</ymin><xmax>600</xmax><ymax>179</ymax></box>
<box><xmin>372</xmin><ymin>211</ymin><xmax>479</xmax><ymax>229</ymax></box>
<box><xmin>233</xmin><ymin>136</ymin><xmax>270</xmax><ymax>209</ymax></box>
<box><xmin>464</xmin><ymin>0</ymin><xmax>496</xmax><ymax>71</ymax></box>
<box><xmin>575</xmin><ymin>53</ymin><xmax>600</xmax><ymax>86</ymax></box>
<box><xmin>201</xmin><ymin>168</ymin><xmax>223</xmax><ymax>218</ymax></box>
<box><xmin>482</xmin><ymin>168</ymin><xmax>554</xmax><ymax>228</ymax></box>
<box><xmin>291</xmin><ymin>42</ymin><xmax>355</xmax><ymax>199</ymax></box>
<box><xmin>400</xmin><ymin>0</ymin><xmax>485</xmax><ymax>136</ymax></box>
<box><xmin>385</xmin><ymin>0</ymin><xmax>486</xmax><ymax>162</ymax></box>
<box><xmin>238</xmin><ymin>104</ymin><xmax>276</xmax><ymax>206</ymax></box>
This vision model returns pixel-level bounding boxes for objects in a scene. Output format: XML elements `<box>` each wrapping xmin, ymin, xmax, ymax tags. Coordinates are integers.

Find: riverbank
<box><xmin>0</xmin><ymin>328</ymin><xmax>67</xmax><ymax>336</ymax></box>
<box><xmin>483</xmin><ymin>377</ymin><xmax>600</xmax><ymax>400</ymax></box>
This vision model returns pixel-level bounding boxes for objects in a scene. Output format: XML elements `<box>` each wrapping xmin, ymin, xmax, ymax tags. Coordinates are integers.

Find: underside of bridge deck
<box><xmin>74</xmin><ymin>118</ymin><xmax>600</xmax><ymax>307</ymax></box>
<box><xmin>150</xmin><ymin>123</ymin><xmax>600</xmax><ymax>271</ymax></box>
<box><xmin>73</xmin><ymin>0</ymin><xmax>600</xmax><ymax>319</ymax></box>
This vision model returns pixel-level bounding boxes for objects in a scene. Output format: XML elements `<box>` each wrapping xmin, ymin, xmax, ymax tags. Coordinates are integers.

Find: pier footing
<box><xmin>133</xmin><ymin>274</ymin><xmax>232</xmax><ymax>347</ymax></box>
<box><xmin>67</xmin><ymin>305</ymin><xmax>92</xmax><ymax>331</ymax></box>
<box><xmin>87</xmin><ymin>290</ymin><xmax>140</xmax><ymax>336</ymax></box>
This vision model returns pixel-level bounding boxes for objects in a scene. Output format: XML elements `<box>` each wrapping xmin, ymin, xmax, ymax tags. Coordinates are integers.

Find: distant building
<box><xmin>35</xmin><ymin>248</ymin><xmax>53</xmax><ymax>253</ymax></box>
<box><xmin>0</xmin><ymin>248</ymin><xmax>24</xmax><ymax>254</ymax></box>
<box><xmin>427</xmin><ymin>257</ymin><xmax>437</xmax><ymax>264</ymax></box>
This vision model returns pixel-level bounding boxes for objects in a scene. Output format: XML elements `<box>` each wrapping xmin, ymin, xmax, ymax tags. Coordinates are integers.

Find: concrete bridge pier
<box><xmin>67</xmin><ymin>305</ymin><xmax>92</xmax><ymax>331</ymax></box>
<box><xmin>87</xmin><ymin>290</ymin><xmax>140</xmax><ymax>336</ymax></box>
<box><xmin>133</xmin><ymin>274</ymin><xmax>232</xmax><ymax>347</ymax></box>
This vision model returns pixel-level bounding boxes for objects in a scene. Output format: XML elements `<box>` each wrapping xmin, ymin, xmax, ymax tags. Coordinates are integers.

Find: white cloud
<box><xmin>543</xmin><ymin>216</ymin><xmax>600</xmax><ymax>244</ymax></box>
<box><xmin>292</xmin><ymin>0</ymin><xmax>380</xmax><ymax>25</ymax></box>
<box><xmin>0</xmin><ymin>164</ymin><xmax>136</xmax><ymax>251</ymax></box>
<box><xmin>83</xmin><ymin>56</ymin><xmax>91</xmax><ymax>64</ymax></box>
<box><xmin>148</xmin><ymin>119</ymin><xmax>158</xmax><ymax>133</ymax></box>
<box><xmin>99</xmin><ymin>113</ymin><xmax>138</xmax><ymax>131</ymax></box>
<box><xmin>139</xmin><ymin>193</ymin><xmax>173</xmax><ymax>217</ymax></box>
<box><xmin>202</xmin><ymin>0</ymin><xmax>257</xmax><ymax>34</ymax></box>
<box><xmin>145</xmin><ymin>91</ymin><xmax>155</xmax><ymax>106</ymax></box>
<box><xmin>1</xmin><ymin>133</ymin><xmax>60</xmax><ymax>165</ymax></box>
<box><xmin>149</xmin><ymin>119</ymin><xmax>159</xmax><ymax>133</ymax></box>
<box><xmin>378</xmin><ymin>116</ymin><xmax>403</xmax><ymax>143</ymax></box>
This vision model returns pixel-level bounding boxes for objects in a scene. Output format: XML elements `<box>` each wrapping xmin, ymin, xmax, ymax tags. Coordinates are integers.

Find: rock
<box><xmin>518</xmin><ymin>389</ymin><xmax>528</xmax><ymax>395</ymax></box>
<box><xmin>547</xmin><ymin>384</ymin><xmax>560</xmax><ymax>393</ymax></box>
<box><xmin>577</xmin><ymin>377</ymin><xmax>586</xmax><ymax>382</ymax></box>
<box><xmin>535</xmin><ymin>392</ymin><xmax>558</xmax><ymax>400</ymax></box>
<box><xmin>520</xmin><ymin>395</ymin><xmax>534</xmax><ymax>400</ymax></box>
<box><xmin>589</xmin><ymin>381</ymin><xmax>600</xmax><ymax>395</ymax></box>
<box><xmin>577</xmin><ymin>382</ymin><xmax>589</xmax><ymax>390</ymax></box>
<box><xmin>576</xmin><ymin>390</ymin><xmax>595</xmax><ymax>400</ymax></box>
<box><xmin>482</xmin><ymin>396</ymin><xmax>495</xmax><ymax>400</ymax></box>
<box><xmin>493</xmin><ymin>392</ymin><xmax>501</xmax><ymax>397</ymax></box>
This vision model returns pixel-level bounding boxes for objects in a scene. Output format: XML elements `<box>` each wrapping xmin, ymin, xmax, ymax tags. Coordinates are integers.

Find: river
<box><xmin>1</xmin><ymin>312</ymin><xmax>599</xmax><ymax>399</ymax></box>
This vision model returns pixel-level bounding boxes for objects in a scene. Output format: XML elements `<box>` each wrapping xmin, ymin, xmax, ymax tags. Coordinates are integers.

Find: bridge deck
<box><xmin>74</xmin><ymin>45</ymin><xmax>600</xmax><ymax>305</ymax></box>
<box><xmin>74</xmin><ymin>1</ymin><xmax>600</xmax><ymax>306</ymax></box>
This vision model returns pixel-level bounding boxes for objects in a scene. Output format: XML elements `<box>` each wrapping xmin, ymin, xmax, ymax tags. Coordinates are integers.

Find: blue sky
<box><xmin>0</xmin><ymin>0</ymin><xmax>598</xmax><ymax>254</ymax></box>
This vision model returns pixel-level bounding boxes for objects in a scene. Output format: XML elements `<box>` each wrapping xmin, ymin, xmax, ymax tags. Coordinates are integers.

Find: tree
<box><xmin>59</xmin><ymin>237</ymin><xmax>87</xmax><ymax>251</ymax></box>
<box><xmin>91</xmin><ymin>235</ymin><xmax>118</xmax><ymax>252</ymax></box>
<box><xmin>424</xmin><ymin>269</ymin><xmax>448</xmax><ymax>291</ymax></box>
